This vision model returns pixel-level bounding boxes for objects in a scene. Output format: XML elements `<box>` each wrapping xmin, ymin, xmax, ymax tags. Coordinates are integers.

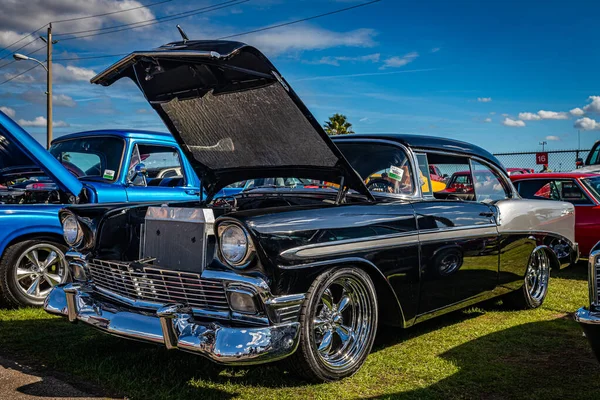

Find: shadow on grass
<box><xmin>553</xmin><ymin>260</ymin><xmax>588</xmax><ymax>281</ymax></box>
<box><xmin>368</xmin><ymin>316</ymin><xmax>600</xmax><ymax>400</ymax></box>
<box><xmin>0</xmin><ymin>317</ymin><xmax>305</xmax><ymax>400</ymax></box>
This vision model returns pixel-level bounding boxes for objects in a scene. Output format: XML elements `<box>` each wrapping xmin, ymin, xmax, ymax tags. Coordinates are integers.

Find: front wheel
<box><xmin>0</xmin><ymin>239</ymin><xmax>69</xmax><ymax>308</ymax></box>
<box><xmin>286</xmin><ymin>267</ymin><xmax>378</xmax><ymax>382</ymax></box>
<box><xmin>504</xmin><ymin>247</ymin><xmax>550</xmax><ymax>309</ymax></box>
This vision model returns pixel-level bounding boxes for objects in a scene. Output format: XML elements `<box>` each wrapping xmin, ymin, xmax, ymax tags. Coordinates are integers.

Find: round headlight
<box><xmin>220</xmin><ymin>224</ymin><xmax>250</xmax><ymax>266</ymax></box>
<box><xmin>62</xmin><ymin>214</ymin><xmax>82</xmax><ymax>247</ymax></box>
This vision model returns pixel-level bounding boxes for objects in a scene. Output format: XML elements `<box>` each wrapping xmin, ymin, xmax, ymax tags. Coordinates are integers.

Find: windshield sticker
<box><xmin>388</xmin><ymin>165</ymin><xmax>404</xmax><ymax>181</ymax></box>
<box><xmin>103</xmin><ymin>169</ymin><xmax>115</xmax><ymax>180</ymax></box>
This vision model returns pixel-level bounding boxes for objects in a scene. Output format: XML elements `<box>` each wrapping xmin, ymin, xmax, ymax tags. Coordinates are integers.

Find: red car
<box><xmin>511</xmin><ymin>172</ymin><xmax>600</xmax><ymax>257</ymax></box>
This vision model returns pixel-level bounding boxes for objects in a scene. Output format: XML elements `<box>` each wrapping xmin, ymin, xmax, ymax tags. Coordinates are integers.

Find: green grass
<box><xmin>1</xmin><ymin>263</ymin><xmax>598</xmax><ymax>400</ymax></box>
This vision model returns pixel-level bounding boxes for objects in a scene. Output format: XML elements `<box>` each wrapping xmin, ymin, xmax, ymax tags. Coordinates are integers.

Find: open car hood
<box><xmin>91</xmin><ymin>40</ymin><xmax>371</xmax><ymax>199</ymax></box>
<box><xmin>0</xmin><ymin>110</ymin><xmax>83</xmax><ymax>197</ymax></box>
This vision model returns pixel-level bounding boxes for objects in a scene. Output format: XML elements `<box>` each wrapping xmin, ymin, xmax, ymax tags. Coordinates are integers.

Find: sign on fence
<box><xmin>536</xmin><ymin>152</ymin><xmax>548</xmax><ymax>165</ymax></box>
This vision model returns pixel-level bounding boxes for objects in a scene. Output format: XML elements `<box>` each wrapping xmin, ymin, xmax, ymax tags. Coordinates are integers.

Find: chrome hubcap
<box><xmin>14</xmin><ymin>244</ymin><xmax>67</xmax><ymax>300</ymax></box>
<box><xmin>525</xmin><ymin>249</ymin><xmax>550</xmax><ymax>302</ymax></box>
<box><xmin>312</xmin><ymin>276</ymin><xmax>374</xmax><ymax>371</ymax></box>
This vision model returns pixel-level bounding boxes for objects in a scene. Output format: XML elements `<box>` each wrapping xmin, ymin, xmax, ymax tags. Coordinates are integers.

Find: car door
<box><xmin>414</xmin><ymin>154</ymin><xmax>501</xmax><ymax>316</ymax></box>
<box><xmin>125</xmin><ymin>142</ymin><xmax>200</xmax><ymax>203</ymax></box>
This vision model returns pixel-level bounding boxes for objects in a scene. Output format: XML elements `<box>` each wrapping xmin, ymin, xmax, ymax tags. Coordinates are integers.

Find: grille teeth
<box><xmin>88</xmin><ymin>259</ymin><xmax>229</xmax><ymax>311</ymax></box>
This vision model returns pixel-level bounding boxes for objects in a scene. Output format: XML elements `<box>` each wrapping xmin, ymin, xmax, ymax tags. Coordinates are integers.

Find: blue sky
<box><xmin>0</xmin><ymin>0</ymin><xmax>599</xmax><ymax>153</ymax></box>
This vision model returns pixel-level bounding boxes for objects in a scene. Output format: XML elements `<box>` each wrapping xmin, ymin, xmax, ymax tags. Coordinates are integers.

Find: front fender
<box><xmin>0</xmin><ymin>206</ymin><xmax>64</xmax><ymax>254</ymax></box>
<box><xmin>279</xmin><ymin>257</ymin><xmax>407</xmax><ymax>328</ymax></box>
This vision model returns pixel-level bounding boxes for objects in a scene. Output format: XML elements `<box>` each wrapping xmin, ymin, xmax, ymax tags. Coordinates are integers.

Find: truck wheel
<box><xmin>0</xmin><ymin>239</ymin><xmax>69</xmax><ymax>308</ymax></box>
<box><xmin>503</xmin><ymin>247</ymin><xmax>550</xmax><ymax>309</ymax></box>
<box><xmin>286</xmin><ymin>267</ymin><xmax>378</xmax><ymax>382</ymax></box>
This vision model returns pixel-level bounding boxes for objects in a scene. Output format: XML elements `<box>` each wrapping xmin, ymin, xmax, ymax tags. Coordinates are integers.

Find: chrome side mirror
<box><xmin>129</xmin><ymin>163</ymin><xmax>147</xmax><ymax>186</ymax></box>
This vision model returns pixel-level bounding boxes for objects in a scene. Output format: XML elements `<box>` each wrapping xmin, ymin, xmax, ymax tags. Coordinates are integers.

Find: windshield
<box><xmin>336</xmin><ymin>142</ymin><xmax>414</xmax><ymax>195</ymax></box>
<box><xmin>49</xmin><ymin>137</ymin><xmax>124</xmax><ymax>182</ymax></box>
<box><xmin>581</xmin><ymin>177</ymin><xmax>600</xmax><ymax>202</ymax></box>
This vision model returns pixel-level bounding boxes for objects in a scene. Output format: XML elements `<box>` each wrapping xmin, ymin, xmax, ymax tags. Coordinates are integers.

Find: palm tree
<box><xmin>324</xmin><ymin>113</ymin><xmax>354</xmax><ymax>135</ymax></box>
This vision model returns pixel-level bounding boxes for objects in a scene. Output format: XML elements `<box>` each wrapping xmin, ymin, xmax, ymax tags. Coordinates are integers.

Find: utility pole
<box><xmin>539</xmin><ymin>141</ymin><xmax>547</xmax><ymax>152</ymax></box>
<box><xmin>46</xmin><ymin>23</ymin><xmax>53</xmax><ymax>149</ymax></box>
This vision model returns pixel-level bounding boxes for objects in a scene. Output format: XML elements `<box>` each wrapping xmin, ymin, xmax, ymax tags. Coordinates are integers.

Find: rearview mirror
<box><xmin>575</xmin><ymin>158</ymin><xmax>584</xmax><ymax>168</ymax></box>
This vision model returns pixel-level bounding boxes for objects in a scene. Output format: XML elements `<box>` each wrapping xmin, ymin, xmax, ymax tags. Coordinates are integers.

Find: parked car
<box><xmin>575</xmin><ymin>242</ymin><xmax>600</xmax><ymax>362</ymax></box>
<box><xmin>575</xmin><ymin>140</ymin><xmax>600</xmax><ymax>172</ymax></box>
<box><xmin>0</xmin><ymin>112</ymin><xmax>201</xmax><ymax>307</ymax></box>
<box><xmin>511</xmin><ymin>172</ymin><xmax>600</xmax><ymax>257</ymax></box>
<box><xmin>44</xmin><ymin>40</ymin><xmax>578</xmax><ymax>382</ymax></box>
<box><xmin>507</xmin><ymin>167</ymin><xmax>532</xmax><ymax>175</ymax></box>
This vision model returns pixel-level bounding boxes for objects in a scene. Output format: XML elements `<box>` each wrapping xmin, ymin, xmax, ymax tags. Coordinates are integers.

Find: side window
<box><xmin>128</xmin><ymin>144</ymin><xmax>185</xmax><ymax>188</ymax></box>
<box><xmin>556</xmin><ymin>180</ymin><xmax>592</xmax><ymax>205</ymax></box>
<box><xmin>470</xmin><ymin>160</ymin><xmax>510</xmax><ymax>202</ymax></box>
<box><xmin>424</xmin><ymin>153</ymin><xmax>472</xmax><ymax>201</ymax></box>
<box><xmin>515</xmin><ymin>179</ymin><xmax>553</xmax><ymax>199</ymax></box>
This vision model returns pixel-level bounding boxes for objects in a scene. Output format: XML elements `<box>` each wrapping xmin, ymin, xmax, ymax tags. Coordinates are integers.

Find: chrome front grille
<box><xmin>590</xmin><ymin>250</ymin><xmax>600</xmax><ymax>307</ymax></box>
<box><xmin>88</xmin><ymin>259</ymin><xmax>229</xmax><ymax>311</ymax></box>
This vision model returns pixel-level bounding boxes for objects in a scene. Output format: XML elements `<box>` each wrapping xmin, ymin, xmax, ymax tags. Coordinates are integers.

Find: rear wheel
<box><xmin>504</xmin><ymin>247</ymin><xmax>550</xmax><ymax>309</ymax></box>
<box><xmin>0</xmin><ymin>239</ymin><xmax>68</xmax><ymax>308</ymax></box>
<box><xmin>286</xmin><ymin>267</ymin><xmax>378</xmax><ymax>382</ymax></box>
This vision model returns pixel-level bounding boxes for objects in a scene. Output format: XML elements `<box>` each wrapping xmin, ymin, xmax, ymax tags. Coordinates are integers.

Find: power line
<box><xmin>0</xmin><ymin>63</ymin><xmax>43</xmax><ymax>86</ymax></box>
<box><xmin>0</xmin><ymin>0</ymin><xmax>174</xmax><ymax>57</ymax></box>
<box><xmin>51</xmin><ymin>0</ymin><xmax>174</xmax><ymax>23</ymax></box>
<box><xmin>0</xmin><ymin>37</ymin><xmax>41</xmax><ymax>63</ymax></box>
<box><xmin>218</xmin><ymin>0</ymin><xmax>381</xmax><ymax>39</ymax></box>
<box><xmin>54</xmin><ymin>1</ymin><xmax>381</xmax><ymax>62</ymax></box>
<box><xmin>57</xmin><ymin>0</ymin><xmax>246</xmax><ymax>40</ymax></box>
<box><xmin>0</xmin><ymin>45</ymin><xmax>46</xmax><ymax>71</ymax></box>
<box><xmin>0</xmin><ymin>24</ymin><xmax>48</xmax><ymax>57</ymax></box>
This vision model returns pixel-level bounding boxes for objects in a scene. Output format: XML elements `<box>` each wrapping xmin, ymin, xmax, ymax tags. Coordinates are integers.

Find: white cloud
<box><xmin>246</xmin><ymin>26</ymin><xmax>377</xmax><ymax>55</ymax></box>
<box><xmin>53</xmin><ymin>65</ymin><xmax>97</xmax><ymax>82</ymax></box>
<box><xmin>583</xmin><ymin>96</ymin><xmax>600</xmax><ymax>113</ymax></box>
<box><xmin>18</xmin><ymin>116</ymin><xmax>69</xmax><ymax>127</ymax></box>
<box><xmin>518</xmin><ymin>110</ymin><xmax>569</xmax><ymax>120</ymax></box>
<box><xmin>501</xmin><ymin>113</ymin><xmax>509</xmax><ymax>117</ymax></box>
<box><xmin>518</xmin><ymin>112</ymin><xmax>541</xmax><ymax>121</ymax></box>
<box><xmin>570</xmin><ymin>107</ymin><xmax>585</xmax><ymax>116</ymax></box>
<box><xmin>477</xmin><ymin>97</ymin><xmax>492</xmax><ymax>102</ymax></box>
<box><xmin>0</xmin><ymin>106</ymin><xmax>16</xmax><ymax>118</ymax></box>
<box><xmin>53</xmin><ymin>94</ymin><xmax>76</xmax><ymax>107</ymax></box>
<box><xmin>489</xmin><ymin>112</ymin><xmax>496</xmax><ymax>115</ymax></box>
<box><xmin>305</xmin><ymin>53</ymin><xmax>380</xmax><ymax>66</ymax></box>
<box><xmin>484</xmin><ymin>117</ymin><xmax>492</xmax><ymax>123</ymax></box>
<box><xmin>546</xmin><ymin>135</ymin><xmax>560</xmax><ymax>141</ymax></box>
<box><xmin>430</xmin><ymin>47</ymin><xmax>441</xmax><ymax>53</ymax></box>
<box><xmin>502</xmin><ymin>117</ymin><xmax>525</xmax><ymax>127</ymax></box>
<box><xmin>359</xmin><ymin>117</ymin><xmax>369</xmax><ymax>122</ymax></box>
<box><xmin>537</xmin><ymin>110</ymin><xmax>569</xmax><ymax>120</ymax></box>
<box><xmin>574</xmin><ymin>117</ymin><xmax>600</xmax><ymax>131</ymax></box>
<box><xmin>0</xmin><ymin>0</ymin><xmax>156</xmax><ymax>47</ymax></box>
<box><xmin>379</xmin><ymin>52</ymin><xmax>419</xmax><ymax>70</ymax></box>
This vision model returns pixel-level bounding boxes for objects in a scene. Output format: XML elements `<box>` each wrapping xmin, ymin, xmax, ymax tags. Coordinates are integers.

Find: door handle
<box><xmin>479</xmin><ymin>211</ymin><xmax>494</xmax><ymax>217</ymax></box>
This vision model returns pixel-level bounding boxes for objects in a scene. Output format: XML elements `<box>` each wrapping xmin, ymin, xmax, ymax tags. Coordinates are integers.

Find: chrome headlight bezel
<box><xmin>61</xmin><ymin>212</ymin><xmax>83</xmax><ymax>247</ymax></box>
<box><xmin>217</xmin><ymin>221</ymin><xmax>255</xmax><ymax>269</ymax></box>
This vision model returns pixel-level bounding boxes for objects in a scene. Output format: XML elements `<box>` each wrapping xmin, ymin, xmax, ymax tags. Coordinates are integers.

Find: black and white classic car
<box><xmin>44</xmin><ymin>40</ymin><xmax>578</xmax><ymax>381</ymax></box>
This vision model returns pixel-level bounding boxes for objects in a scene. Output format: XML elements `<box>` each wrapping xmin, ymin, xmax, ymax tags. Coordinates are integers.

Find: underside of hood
<box><xmin>0</xmin><ymin>110</ymin><xmax>83</xmax><ymax>198</ymax></box>
<box><xmin>91</xmin><ymin>40</ymin><xmax>372</xmax><ymax>199</ymax></box>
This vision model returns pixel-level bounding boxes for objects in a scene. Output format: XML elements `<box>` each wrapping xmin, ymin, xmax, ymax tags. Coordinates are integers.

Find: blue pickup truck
<box><xmin>0</xmin><ymin>110</ymin><xmax>201</xmax><ymax>307</ymax></box>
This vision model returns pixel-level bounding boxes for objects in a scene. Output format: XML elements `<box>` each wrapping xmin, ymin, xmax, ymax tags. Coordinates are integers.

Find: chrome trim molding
<box><xmin>281</xmin><ymin>224</ymin><xmax>497</xmax><ymax>260</ymax></box>
<box><xmin>44</xmin><ymin>284</ymin><xmax>300</xmax><ymax>365</ymax></box>
<box><xmin>589</xmin><ymin>248</ymin><xmax>600</xmax><ymax>307</ymax></box>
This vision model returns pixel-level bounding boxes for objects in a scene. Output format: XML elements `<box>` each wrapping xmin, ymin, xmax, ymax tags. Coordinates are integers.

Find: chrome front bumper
<box><xmin>44</xmin><ymin>283</ymin><xmax>301</xmax><ymax>365</ymax></box>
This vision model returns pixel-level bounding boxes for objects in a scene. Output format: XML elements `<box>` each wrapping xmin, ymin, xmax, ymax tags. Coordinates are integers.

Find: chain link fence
<box><xmin>493</xmin><ymin>149</ymin><xmax>591</xmax><ymax>173</ymax></box>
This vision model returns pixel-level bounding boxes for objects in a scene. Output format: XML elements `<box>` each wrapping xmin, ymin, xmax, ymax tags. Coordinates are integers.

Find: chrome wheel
<box><xmin>14</xmin><ymin>243</ymin><xmax>67</xmax><ymax>300</ymax></box>
<box><xmin>525</xmin><ymin>248</ymin><xmax>550</xmax><ymax>303</ymax></box>
<box><xmin>311</xmin><ymin>275</ymin><xmax>375</xmax><ymax>371</ymax></box>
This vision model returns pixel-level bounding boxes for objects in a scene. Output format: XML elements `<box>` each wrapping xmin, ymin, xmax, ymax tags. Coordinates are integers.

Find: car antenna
<box><xmin>177</xmin><ymin>25</ymin><xmax>189</xmax><ymax>43</ymax></box>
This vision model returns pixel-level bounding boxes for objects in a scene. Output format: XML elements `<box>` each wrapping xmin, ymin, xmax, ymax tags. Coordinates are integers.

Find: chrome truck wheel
<box><xmin>286</xmin><ymin>267</ymin><xmax>378</xmax><ymax>381</ymax></box>
<box><xmin>504</xmin><ymin>247</ymin><xmax>550</xmax><ymax>309</ymax></box>
<box><xmin>0</xmin><ymin>240</ymin><xmax>68</xmax><ymax>307</ymax></box>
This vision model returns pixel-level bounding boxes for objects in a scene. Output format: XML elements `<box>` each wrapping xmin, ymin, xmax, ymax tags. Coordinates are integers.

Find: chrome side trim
<box><xmin>281</xmin><ymin>224</ymin><xmax>497</xmax><ymax>260</ymax></box>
